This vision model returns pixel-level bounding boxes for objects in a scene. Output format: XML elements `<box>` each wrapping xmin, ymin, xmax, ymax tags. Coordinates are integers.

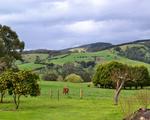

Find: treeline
<box><xmin>93</xmin><ymin>61</ymin><xmax>150</xmax><ymax>90</ymax></box>
<box><xmin>40</xmin><ymin>61</ymin><xmax>96</xmax><ymax>83</ymax></box>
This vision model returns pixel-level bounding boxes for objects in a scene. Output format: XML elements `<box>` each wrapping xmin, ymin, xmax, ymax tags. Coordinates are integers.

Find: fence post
<box><xmin>58</xmin><ymin>88</ymin><xmax>60</xmax><ymax>101</ymax></box>
<box><xmin>80</xmin><ymin>88</ymin><xmax>83</xmax><ymax>99</ymax></box>
<box><xmin>49</xmin><ymin>88</ymin><xmax>52</xmax><ymax>99</ymax></box>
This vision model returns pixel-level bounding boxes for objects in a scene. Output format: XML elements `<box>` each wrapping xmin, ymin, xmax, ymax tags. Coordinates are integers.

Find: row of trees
<box><xmin>41</xmin><ymin>62</ymin><xmax>94</xmax><ymax>82</ymax></box>
<box><xmin>0</xmin><ymin>70</ymin><xmax>40</xmax><ymax>109</ymax></box>
<box><xmin>93</xmin><ymin>61</ymin><xmax>150</xmax><ymax>105</ymax></box>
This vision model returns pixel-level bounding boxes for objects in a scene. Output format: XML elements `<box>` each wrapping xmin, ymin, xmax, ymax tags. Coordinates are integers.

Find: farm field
<box><xmin>0</xmin><ymin>81</ymin><xmax>138</xmax><ymax>120</ymax></box>
<box><xmin>20</xmin><ymin>50</ymin><xmax>150</xmax><ymax>72</ymax></box>
<box><xmin>18</xmin><ymin>63</ymin><xmax>45</xmax><ymax>71</ymax></box>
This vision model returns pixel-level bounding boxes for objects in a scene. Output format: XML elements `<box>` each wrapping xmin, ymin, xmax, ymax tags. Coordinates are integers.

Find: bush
<box><xmin>57</xmin><ymin>75</ymin><xmax>64</xmax><ymax>81</ymax></box>
<box><xmin>64</xmin><ymin>74</ymin><xmax>83</xmax><ymax>83</ymax></box>
<box><xmin>42</xmin><ymin>73</ymin><xmax>58</xmax><ymax>81</ymax></box>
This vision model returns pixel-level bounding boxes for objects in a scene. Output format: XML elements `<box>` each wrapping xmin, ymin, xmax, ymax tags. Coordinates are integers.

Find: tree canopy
<box><xmin>93</xmin><ymin>61</ymin><xmax>150</xmax><ymax>105</ymax></box>
<box><xmin>0</xmin><ymin>70</ymin><xmax>40</xmax><ymax>109</ymax></box>
<box><xmin>0</xmin><ymin>25</ymin><xmax>24</xmax><ymax>70</ymax></box>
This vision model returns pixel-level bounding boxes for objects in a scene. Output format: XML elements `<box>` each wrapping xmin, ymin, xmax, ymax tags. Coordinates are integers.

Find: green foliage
<box><xmin>0</xmin><ymin>25</ymin><xmax>24</xmax><ymax>69</ymax></box>
<box><xmin>93</xmin><ymin>61</ymin><xmax>150</xmax><ymax>89</ymax></box>
<box><xmin>65</xmin><ymin>74</ymin><xmax>83</xmax><ymax>83</ymax></box>
<box><xmin>18</xmin><ymin>63</ymin><xmax>45</xmax><ymax>71</ymax></box>
<box><xmin>42</xmin><ymin>73</ymin><xmax>58</xmax><ymax>81</ymax></box>
<box><xmin>11</xmin><ymin>70</ymin><xmax>40</xmax><ymax>109</ymax></box>
<box><xmin>0</xmin><ymin>70</ymin><xmax>40</xmax><ymax>109</ymax></box>
<box><xmin>57</xmin><ymin>75</ymin><xmax>64</xmax><ymax>81</ymax></box>
<box><xmin>116</xmin><ymin>45</ymin><xmax>150</xmax><ymax>64</ymax></box>
<box><xmin>0</xmin><ymin>70</ymin><xmax>14</xmax><ymax>102</ymax></box>
<box><xmin>34</xmin><ymin>56</ymin><xmax>41</xmax><ymax>64</ymax></box>
<box><xmin>130</xmin><ymin>66</ymin><xmax>150</xmax><ymax>88</ymax></box>
<box><xmin>93</xmin><ymin>61</ymin><xmax>124</xmax><ymax>88</ymax></box>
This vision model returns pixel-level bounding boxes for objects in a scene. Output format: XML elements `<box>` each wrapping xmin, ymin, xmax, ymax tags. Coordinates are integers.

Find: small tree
<box><xmin>131</xmin><ymin>66</ymin><xmax>150</xmax><ymax>89</ymax></box>
<box><xmin>93</xmin><ymin>61</ymin><xmax>150</xmax><ymax>105</ymax></box>
<box><xmin>11</xmin><ymin>71</ymin><xmax>40</xmax><ymax>109</ymax></box>
<box><xmin>42</xmin><ymin>73</ymin><xmax>58</xmax><ymax>81</ymax></box>
<box><xmin>34</xmin><ymin>56</ymin><xmax>41</xmax><ymax>64</ymax></box>
<box><xmin>110</xmin><ymin>62</ymin><xmax>130</xmax><ymax>105</ymax></box>
<box><xmin>65</xmin><ymin>74</ymin><xmax>83</xmax><ymax>83</ymax></box>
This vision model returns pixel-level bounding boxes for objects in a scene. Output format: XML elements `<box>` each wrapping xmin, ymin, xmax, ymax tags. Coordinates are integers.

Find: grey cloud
<box><xmin>1</xmin><ymin>0</ymin><xmax>150</xmax><ymax>50</ymax></box>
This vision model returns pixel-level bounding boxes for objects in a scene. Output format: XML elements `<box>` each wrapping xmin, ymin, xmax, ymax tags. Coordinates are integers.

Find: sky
<box><xmin>1</xmin><ymin>0</ymin><xmax>150</xmax><ymax>50</ymax></box>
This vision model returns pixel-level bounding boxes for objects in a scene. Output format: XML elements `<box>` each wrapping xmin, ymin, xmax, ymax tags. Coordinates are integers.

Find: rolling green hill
<box><xmin>19</xmin><ymin>49</ymin><xmax>150</xmax><ymax>72</ymax></box>
<box><xmin>18</xmin><ymin>40</ymin><xmax>150</xmax><ymax>72</ymax></box>
<box><xmin>113</xmin><ymin>40</ymin><xmax>150</xmax><ymax>64</ymax></box>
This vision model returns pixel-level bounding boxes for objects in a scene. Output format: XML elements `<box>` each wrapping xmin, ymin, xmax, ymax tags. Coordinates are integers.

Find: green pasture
<box><xmin>0</xmin><ymin>81</ymin><xmax>140</xmax><ymax>120</ymax></box>
<box><xmin>18</xmin><ymin>63</ymin><xmax>45</xmax><ymax>71</ymax></box>
<box><xmin>20</xmin><ymin>50</ymin><xmax>150</xmax><ymax>72</ymax></box>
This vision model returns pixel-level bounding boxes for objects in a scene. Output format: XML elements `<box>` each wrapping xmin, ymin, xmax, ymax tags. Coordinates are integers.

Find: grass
<box><xmin>0</xmin><ymin>81</ymin><xmax>138</xmax><ymax>120</ymax></box>
<box><xmin>18</xmin><ymin>63</ymin><xmax>45</xmax><ymax>71</ymax></box>
<box><xmin>20</xmin><ymin>50</ymin><xmax>150</xmax><ymax>72</ymax></box>
<box><xmin>48</xmin><ymin>50</ymin><xmax>118</xmax><ymax>64</ymax></box>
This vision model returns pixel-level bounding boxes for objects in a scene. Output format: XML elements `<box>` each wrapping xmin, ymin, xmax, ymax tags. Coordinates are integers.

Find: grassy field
<box><xmin>18</xmin><ymin>63</ymin><xmax>45</xmax><ymax>71</ymax></box>
<box><xmin>0</xmin><ymin>81</ymin><xmax>139</xmax><ymax>120</ymax></box>
<box><xmin>20</xmin><ymin>50</ymin><xmax>150</xmax><ymax>72</ymax></box>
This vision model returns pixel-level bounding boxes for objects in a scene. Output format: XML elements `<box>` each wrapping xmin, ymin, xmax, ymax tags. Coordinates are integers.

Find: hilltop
<box><xmin>17</xmin><ymin>39</ymin><xmax>150</xmax><ymax>73</ymax></box>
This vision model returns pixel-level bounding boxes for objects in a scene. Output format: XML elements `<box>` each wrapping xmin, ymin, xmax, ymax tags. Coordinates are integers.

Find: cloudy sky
<box><xmin>1</xmin><ymin>0</ymin><xmax>150</xmax><ymax>50</ymax></box>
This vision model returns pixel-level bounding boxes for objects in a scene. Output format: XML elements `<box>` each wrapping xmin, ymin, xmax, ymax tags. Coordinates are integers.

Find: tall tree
<box><xmin>93</xmin><ymin>61</ymin><xmax>150</xmax><ymax>105</ymax></box>
<box><xmin>10</xmin><ymin>71</ymin><xmax>40</xmax><ymax>109</ymax></box>
<box><xmin>110</xmin><ymin>62</ymin><xmax>130</xmax><ymax>105</ymax></box>
<box><xmin>0</xmin><ymin>25</ymin><xmax>24</xmax><ymax>70</ymax></box>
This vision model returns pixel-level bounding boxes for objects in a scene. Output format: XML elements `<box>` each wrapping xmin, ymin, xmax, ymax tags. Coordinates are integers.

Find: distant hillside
<box><xmin>23</xmin><ymin>42</ymin><xmax>112</xmax><ymax>55</ymax></box>
<box><xmin>67</xmin><ymin>42</ymin><xmax>112</xmax><ymax>52</ymax></box>
<box><xmin>22</xmin><ymin>39</ymin><xmax>150</xmax><ymax>64</ymax></box>
<box><xmin>24</xmin><ymin>42</ymin><xmax>112</xmax><ymax>55</ymax></box>
<box><xmin>112</xmin><ymin>39</ymin><xmax>150</xmax><ymax>63</ymax></box>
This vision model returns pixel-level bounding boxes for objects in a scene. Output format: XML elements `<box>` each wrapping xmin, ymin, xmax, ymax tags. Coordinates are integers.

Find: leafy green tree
<box><xmin>110</xmin><ymin>62</ymin><xmax>130</xmax><ymax>105</ymax></box>
<box><xmin>3</xmin><ymin>71</ymin><xmax>40</xmax><ymax>109</ymax></box>
<box><xmin>93</xmin><ymin>61</ymin><xmax>130</xmax><ymax>105</ymax></box>
<box><xmin>11</xmin><ymin>71</ymin><xmax>40</xmax><ymax>109</ymax></box>
<box><xmin>42</xmin><ymin>72</ymin><xmax>58</xmax><ymax>81</ymax></box>
<box><xmin>0</xmin><ymin>25</ymin><xmax>24</xmax><ymax>70</ymax></box>
<box><xmin>130</xmin><ymin>66</ymin><xmax>150</xmax><ymax>89</ymax></box>
<box><xmin>93</xmin><ymin>61</ymin><xmax>150</xmax><ymax>105</ymax></box>
<box><xmin>34</xmin><ymin>56</ymin><xmax>41</xmax><ymax>64</ymax></box>
<box><xmin>65</xmin><ymin>74</ymin><xmax>83</xmax><ymax>83</ymax></box>
<box><xmin>93</xmin><ymin>63</ymin><xmax>113</xmax><ymax>88</ymax></box>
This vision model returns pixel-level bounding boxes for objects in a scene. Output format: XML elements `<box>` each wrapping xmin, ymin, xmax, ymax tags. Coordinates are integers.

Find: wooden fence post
<box><xmin>49</xmin><ymin>88</ymin><xmax>52</xmax><ymax>99</ymax></box>
<box><xmin>80</xmin><ymin>88</ymin><xmax>83</xmax><ymax>99</ymax></box>
<box><xmin>58</xmin><ymin>89</ymin><xmax>60</xmax><ymax>101</ymax></box>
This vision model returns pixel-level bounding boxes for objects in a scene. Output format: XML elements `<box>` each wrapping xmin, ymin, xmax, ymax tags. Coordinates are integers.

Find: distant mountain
<box><xmin>74</xmin><ymin>42</ymin><xmax>112</xmax><ymax>52</ymax></box>
<box><xmin>23</xmin><ymin>39</ymin><xmax>150</xmax><ymax>64</ymax></box>
<box><xmin>23</xmin><ymin>42</ymin><xmax>113</xmax><ymax>55</ymax></box>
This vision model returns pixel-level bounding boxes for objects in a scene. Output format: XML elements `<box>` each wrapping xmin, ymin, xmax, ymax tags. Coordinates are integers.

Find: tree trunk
<box><xmin>13</xmin><ymin>94</ymin><xmax>17</xmax><ymax>105</ymax></box>
<box><xmin>0</xmin><ymin>92</ymin><xmax>4</xmax><ymax>103</ymax></box>
<box><xmin>16</xmin><ymin>95</ymin><xmax>21</xmax><ymax>109</ymax></box>
<box><xmin>114</xmin><ymin>80</ymin><xmax>125</xmax><ymax>105</ymax></box>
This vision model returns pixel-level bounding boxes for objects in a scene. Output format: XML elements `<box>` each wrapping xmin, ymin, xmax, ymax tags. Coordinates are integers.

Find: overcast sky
<box><xmin>1</xmin><ymin>0</ymin><xmax>150</xmax><ymax>50</ymax></box>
